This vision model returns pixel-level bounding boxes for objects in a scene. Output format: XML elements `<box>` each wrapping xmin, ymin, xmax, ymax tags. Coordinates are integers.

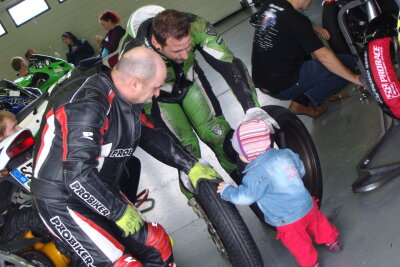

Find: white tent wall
<box><xmin>0</xmin><ymin>0</ymin><xmax>242</xmax><ymax>80</ymax></box>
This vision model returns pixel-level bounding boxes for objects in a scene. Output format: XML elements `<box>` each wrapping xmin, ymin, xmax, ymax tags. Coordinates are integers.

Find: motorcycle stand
<box><xmin>352</xmin><ymin>111</ymin><xmax>400</xmax><ymax>193</ymax></box>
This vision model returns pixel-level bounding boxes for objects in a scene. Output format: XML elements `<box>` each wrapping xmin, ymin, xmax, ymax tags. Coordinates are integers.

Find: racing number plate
<box><xmin>10</xmin><ymin>158</ymin><xmax>33</xmax><ymax>191</ymax></box>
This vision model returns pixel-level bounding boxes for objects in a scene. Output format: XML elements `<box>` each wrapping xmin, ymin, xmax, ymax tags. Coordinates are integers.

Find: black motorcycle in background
<box><xmin>323</xmin><ymin>0</ymin><xmax>400</xmax><ymax>192</ymax></box>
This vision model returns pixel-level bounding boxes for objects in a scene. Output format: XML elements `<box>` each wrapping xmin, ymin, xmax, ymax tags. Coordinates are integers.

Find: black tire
<box><xmin>1</xmin><ymin>206</ymin><xmax>50</xmax><ymax>243</ymax></box>
<box><xmin>19</xmin><ymin>250</ymin><xmax>54</xmax><ymax>267</ymax></box>
<box><xmin>322</xmin><ymin>4</ymin><xmax>351</xmax><ymax>55</ymax></box>
<box><xmin>194</xmin><ymin>180</ymin><xmax>264</xmax><ymax>267</ymax></box>
<box><xmin>262</xmin><ymin>105</ymin><xmax>323</xmax><ymax>201</ymax></box>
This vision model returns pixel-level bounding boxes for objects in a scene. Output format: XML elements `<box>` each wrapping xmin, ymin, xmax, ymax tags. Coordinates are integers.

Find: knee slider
<box><xmin>199</xmin><ymin>117</ymin><xmax>230</xmax><ymax>146</ymax></box>
<box><xmin>145</xmin><ymin>222</ymin><xmax>173</xmax><ymax>262</ymax></box>
<box><xmin>114</xmin><ymin>254</ymin><xmax>143</xmax><ymax>267</ymax></box>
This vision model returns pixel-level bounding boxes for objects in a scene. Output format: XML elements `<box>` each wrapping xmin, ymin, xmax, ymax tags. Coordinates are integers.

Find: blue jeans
<box><xmin>273</xmin><ymin>54</ymin><xmax>357</xmax><ymax>106</ymax></box>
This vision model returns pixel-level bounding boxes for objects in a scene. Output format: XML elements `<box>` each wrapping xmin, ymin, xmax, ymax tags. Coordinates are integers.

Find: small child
<box><xmin>217</xmin><ymin>119</ymin><xmax>341</xmax><ymax>267</ymax></box>
<box><xmin>0</xmin><ymin>110</ymin><xmax>21</xmax><ymax>142</ymax></box>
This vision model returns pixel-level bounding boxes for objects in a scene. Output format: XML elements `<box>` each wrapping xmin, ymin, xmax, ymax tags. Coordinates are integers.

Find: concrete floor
<box><xmin>135</xmin><ymin>3</ymin><xmax>400</xmax><ymax>267</ymax></box>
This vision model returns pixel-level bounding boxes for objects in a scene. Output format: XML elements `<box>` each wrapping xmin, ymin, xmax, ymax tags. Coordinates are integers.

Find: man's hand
<box><xmin>313</xmin><ymin>26</ymin><xmax>330</xmax><ymax>40</ymax></box>
<box><xmin>115</xmin><ymin>205</ymin><xmax>144</xmax><ymax>237</ymax></box>
<box><xmin>244</xmin><ymin>107</ymin><xmax>279</xmax><ymax>133</ymax></box>
<box><xmin>217</xmin><ymin>182</ymin><xmax>227</xmax><ymax>193</ymax></box>
<box><xmin>352</xmin><ymin>74</ymin><xmax>363</xmax><ymax>87</ymax></box>
<box><xmin>188</xmin><ymin>162</ymin><xmax>222</xmax><ymax>189</ymax></box>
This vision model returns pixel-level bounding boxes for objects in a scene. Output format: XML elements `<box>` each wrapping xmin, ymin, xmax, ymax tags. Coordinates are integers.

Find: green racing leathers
<box><xmin>118</xmin><ymin>6</ymin><xmax>259</xmax><ymax>186</ymax></box>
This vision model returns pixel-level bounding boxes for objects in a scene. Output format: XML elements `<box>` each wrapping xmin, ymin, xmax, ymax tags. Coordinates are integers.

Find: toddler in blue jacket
<box><xmin>217</xmin><ymin>119</ymin><xmax>341</xmax><ymax>267</ymax></box>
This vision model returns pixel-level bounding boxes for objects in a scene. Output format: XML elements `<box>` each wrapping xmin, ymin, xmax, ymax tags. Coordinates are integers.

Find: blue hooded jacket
<box><xmin>220</xmin><ymin>148</ymin><xmax>313</xmax><ymax>226</ymax></box>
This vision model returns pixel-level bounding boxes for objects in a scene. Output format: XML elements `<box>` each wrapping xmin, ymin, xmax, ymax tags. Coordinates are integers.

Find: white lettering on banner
<box><xmin>50</xmin><ymin>216</ymin><xmax>95</xmax><ymax>266</ymax></box>
<box><xmin>373</xmin><ymin>45</ymin><xmax>400</xmax><ymax>99</ymax></box>
<box><xmin>373</xmin><ymin>46</ymin><xmax>388</xmax><ymax>83</ymax></box>
<box><xmin>70</xmin><ymin>181</ymin><xmax>110</xmax><ymax>216</ymax></box>
<box><xmin>365</xmin><ymin>52</ymin><xmax>383</xmax><ymax>104</ymax></box>
<box><xmin>109</xmin><ymin>148</ymin><xmax>134</xmax><ymax>158</ymax></box>
<box><xmin>382</xmin><ymin>82</ymin><xmax>400</xmax><ymax>99</ymax></box>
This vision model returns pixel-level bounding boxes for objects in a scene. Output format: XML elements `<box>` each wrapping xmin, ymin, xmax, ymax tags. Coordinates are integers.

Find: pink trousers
<box><xmin>276</xmin><ymin>203</ymin><xmax>339</xmax><ymax>267</ymax></box>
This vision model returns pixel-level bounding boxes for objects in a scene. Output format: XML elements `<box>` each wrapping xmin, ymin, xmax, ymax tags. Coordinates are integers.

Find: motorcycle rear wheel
<box><xmin>19</xmin><ymin>251</ymin><xmax>54</xmax><ymax>267</ymax></box>
<box><xmin>262</xmin><ymin>105</ymin><xmax>323</xmax><ymax>201</ymax></box>
<box><xmin>1</xmin><ymin>207</ymin><xmax>50</xmax><ymax>244</ymax></box>
<box><xmin>0</xmin><ymin>207</ymin><xmax>54</xmax><ymax>267</ymax></box>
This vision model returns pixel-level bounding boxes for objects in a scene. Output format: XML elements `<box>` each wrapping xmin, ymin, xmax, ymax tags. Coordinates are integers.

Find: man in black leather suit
<box><xmin>31</xmin><ymin>47</ymin><xmax>222</xmax><ymax>267</ymax></box>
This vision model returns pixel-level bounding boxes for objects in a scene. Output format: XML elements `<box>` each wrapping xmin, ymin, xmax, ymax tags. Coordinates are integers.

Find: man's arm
<box><xmin>139</xmin><ymin>113</ymin><xmax>197</xmax><ymax>174</ymax></box>
<box><xmin>59</xmin><ymin>95</ymin><xmax>127</xmax><ymax>221</ymax></box>
<box><xmin>313</xmin><ymin>46</ymin><xmax>362</xmax><ymax>86</ymax></box>
<box><xmin>312</xmin><ymin>25</ymin><xmax>330</xmax><ymax>40</ymax></box>
<box><xmin>192</xmin><ymin>15</ymin><xmax>259</xmax><ymax>111</ymax></box>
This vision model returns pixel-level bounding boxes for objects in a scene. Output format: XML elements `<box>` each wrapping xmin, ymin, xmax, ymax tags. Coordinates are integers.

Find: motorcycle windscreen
<box><xmin>364</xmin><ymin>37</ymin><xmax>400</xmax><ymax>119</ymax></box>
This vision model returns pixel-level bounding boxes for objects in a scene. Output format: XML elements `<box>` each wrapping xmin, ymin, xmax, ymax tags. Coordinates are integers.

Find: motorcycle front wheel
<box><xmin>194</xmin><ymin>180</ymin><xmax>264</xmax><ymax>267</ymax></box>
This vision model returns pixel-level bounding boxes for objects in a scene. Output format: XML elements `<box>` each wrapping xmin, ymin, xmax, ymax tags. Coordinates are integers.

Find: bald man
<box><xmin>31</xmin><ymin>47</ymin><xmax>218</xmax><ymax>266</ymax></box>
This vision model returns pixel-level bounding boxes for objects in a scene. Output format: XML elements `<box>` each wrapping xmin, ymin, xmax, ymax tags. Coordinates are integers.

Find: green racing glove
<box><xmin>188</xmin><ymin>162</ymin><xmax>222</xmax><ymax>189</ymax></box>
<box><xmin>115</xmin><ymin>205</ymin><xmax>144</xmax><ymax>237</ymax></box>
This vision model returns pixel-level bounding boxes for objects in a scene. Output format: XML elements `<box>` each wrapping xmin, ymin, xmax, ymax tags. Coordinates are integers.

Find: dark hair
<box><xmin>10</xmin><ymin>56</ymin><xmax>25</xmax><ymax>71</ymax></box>
<box><xmin>61</xmin><ymin>32</ymin><xmax>80</xmax><ymax>46</ymax></box>
<box><xmin>152</xmin><ymin>9</ymin><xmax>190</xmax><ymax>47</ymax></box>
<box><xmin>24</xmin><ymin>49</ymin><xmax>37</xmax><ymax>60</ymax></box>
<box><xmin>99</xmin><ymin>10</ymin><xmax>120</xmax><ymax>24</ymax></box>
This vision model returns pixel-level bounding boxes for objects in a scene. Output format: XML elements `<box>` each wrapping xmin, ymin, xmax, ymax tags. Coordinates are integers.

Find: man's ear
<box><xmin>128</xmin><ymin>76</ymin><xmax>141</xmax><ymax>92</ymax></box>
<box><xmin>151</xmin><ymin>34</ymin><xmax>162</xmax><ymax>51</ymax></box>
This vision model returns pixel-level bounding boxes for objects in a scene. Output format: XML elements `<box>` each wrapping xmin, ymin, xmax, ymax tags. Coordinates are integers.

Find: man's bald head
<box><xmin>112</xmin><ymin>47</ymin><xmax>167</xmax><ymax>104</ymax></box>
<box><xmin>115</xmin><ymin>47</ymin><xmax>165</xmax><ymax>82</ymax></box>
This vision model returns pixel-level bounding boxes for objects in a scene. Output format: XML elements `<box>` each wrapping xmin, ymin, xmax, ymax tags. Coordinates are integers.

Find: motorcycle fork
<box><xmin>338</xmin><ymin>0</ymin><xmax>382</xmax><ymax>87</ymax></box>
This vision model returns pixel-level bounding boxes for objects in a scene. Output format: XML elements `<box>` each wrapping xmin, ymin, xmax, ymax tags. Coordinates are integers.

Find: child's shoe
<box><xmin>325</xmin><ymin>239</ymin><xmax>343</xmax><ymax>253</ymax></box>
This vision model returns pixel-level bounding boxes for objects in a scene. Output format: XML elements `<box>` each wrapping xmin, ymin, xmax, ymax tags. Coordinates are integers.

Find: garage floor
<box><xmin>135</xmin><ymin>3</ymin><xmax>400</xmax><ymax>267</ymax></box>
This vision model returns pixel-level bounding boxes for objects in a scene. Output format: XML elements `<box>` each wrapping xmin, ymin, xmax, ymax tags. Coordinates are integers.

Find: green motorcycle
<box><xmin>14</xmin><ymin>54</ymin><xmax>74</xmax><ymax>93</ymax></box>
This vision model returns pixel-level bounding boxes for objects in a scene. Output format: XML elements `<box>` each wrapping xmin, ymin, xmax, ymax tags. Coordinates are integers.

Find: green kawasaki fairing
<box><xmin>14</xmin><ymin>55</ymin><xmax>74</xmax><ymax>93</ymax></box>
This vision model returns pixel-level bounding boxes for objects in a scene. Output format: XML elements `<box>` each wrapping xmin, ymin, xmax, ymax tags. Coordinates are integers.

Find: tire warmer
<box><xmin>364</xmin><ymin>37</ymin><xmax>400</xmax><ymax>119</ymax></box>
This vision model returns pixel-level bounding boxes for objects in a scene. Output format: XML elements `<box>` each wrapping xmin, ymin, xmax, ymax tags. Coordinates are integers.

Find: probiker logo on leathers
<box><xmin>109</xmin><ymin>148</ymin><xmax>134</xmax><ymax>157</ymax></box>
<box><xmin>50</xmin><ymin>216</ymin><xmax>95</xmax><ymax>266</ymax></box>
<box><xmin>70</xmin><ymin>181</ymin><xmax>110</xmax><ymax>216</ymax></box>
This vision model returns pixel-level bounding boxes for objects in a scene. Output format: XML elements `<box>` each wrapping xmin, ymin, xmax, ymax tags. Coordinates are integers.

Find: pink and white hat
<box><xmin>231</xmin><ymin>119</ymin><xmax>271</xmax><ymax>161</ymax></box>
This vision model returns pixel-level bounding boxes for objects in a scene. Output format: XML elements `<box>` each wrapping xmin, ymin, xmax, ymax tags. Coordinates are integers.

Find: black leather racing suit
<box><xmin>31</xmin><ymin>67</ymin><xmax>196</xmax><ymax>266</ymax></box>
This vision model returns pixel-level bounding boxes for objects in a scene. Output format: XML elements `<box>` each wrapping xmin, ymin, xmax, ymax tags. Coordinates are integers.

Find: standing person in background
<box><xmin>61</xmin><ymin>31</ymin><xmax>94</xmax><ymax>66</ymax></box>
<box><xmin>24</xmin><ymin>49</ymin><xmax>38</xmax><ymax>61</ymax></box>
<box><xmin>95</xmin><ymin>10</ymin><xmax>126</xmax><ymax>67</ymax></box>
<box><xmin>10</xmin><ymin>56</ymin><xmax>29</xmax><ymax>77</ymax></box>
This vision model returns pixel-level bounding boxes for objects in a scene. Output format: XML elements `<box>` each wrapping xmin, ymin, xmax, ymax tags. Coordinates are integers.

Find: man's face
<box><xmin>159</xmin><ymin>34</ymin><xmax>192</xmax><ymax>64</ymax></box>
<box><xmin>0</xmin><ymin>118</ymin><xmax>21</xmax><ymax>141</ymax></box>
<box><xmin>21</xmin><ymin>60</ymin><xmax>28</xmax><ymax>70</ymax></box>
<box><xmin>129</xmin><ymin>66</ymin><xmax>167</xmax><ymax>104</ymax></box>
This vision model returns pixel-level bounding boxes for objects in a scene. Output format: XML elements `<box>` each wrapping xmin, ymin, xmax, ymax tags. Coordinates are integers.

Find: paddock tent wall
<box><xmin>0</xmin><ymin>0</ymin><xmax>242</xmax><ymax>80</ymax></box>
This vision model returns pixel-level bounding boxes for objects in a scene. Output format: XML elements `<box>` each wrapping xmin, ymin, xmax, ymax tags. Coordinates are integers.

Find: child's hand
<box><xmin>217</xmin><ymin>182</ymin><xmax>227</xmax><ymax>194</ymax></box>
